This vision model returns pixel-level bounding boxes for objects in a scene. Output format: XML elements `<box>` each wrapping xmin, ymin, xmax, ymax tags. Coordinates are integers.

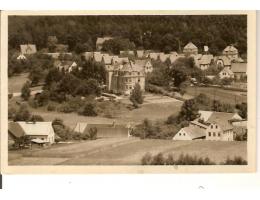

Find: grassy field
<box><xmin>8</xmin><ymin>73</ymin><xmax>29</xmax><ymax>93</ymax></box>
<box><xmin>185</xmin><ymin>86</ymin><xmax>247</xmax><ymax>105</ymax></box>
<box><xmin>9</xmin><ymin>138</ymin><xmax>247</xmax><ymax>165</ymax></box>
<box><xmin>25</xmin><ymin>97</ymin><xmax>183</xmax><ymax>129</ymax></box>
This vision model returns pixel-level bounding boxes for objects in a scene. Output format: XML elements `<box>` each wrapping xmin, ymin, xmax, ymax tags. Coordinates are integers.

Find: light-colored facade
<box><xmin>223</xmin><ymin>45</ymin><xmax>238</xmax><ymax>60</ymax></box>
<box><xmin>183</xmin><ymin>42</ymin><xmax>198</xmax><ymax>56</ymax></box>
<box><xmin>135</xmin><ymin>59</ymin><xmax>153</xmax><ymax>73</ymax></box>
<box><xmin>219</xmin><ymin>67</ymin><xmax>234</xmax><ymax>79</ymax></box>
<box><xmin>106</xmin><ymin>62</ymin><xmax>145</xmax><ymax>95</ymax></box>
<box><xmin>206</xmin><ymin>123</ymin><xmax>234</xmax><ymax>141</ymax></box>
<box><xmin>9</xmin><ymin>121</ymin><xmax>55</xmax><ymax>145</ymax></box>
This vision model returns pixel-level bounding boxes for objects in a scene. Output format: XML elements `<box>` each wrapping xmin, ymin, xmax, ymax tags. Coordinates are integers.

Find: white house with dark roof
<box><xmin>223</xmin><ymin>45</ymin><xmax>238</xmax><ymax>60</ymax></box>
<box><xmin>9</xmin><ymin>121</ymin><xmax>55</xmax><ymax>145</ymax></box>
<box><xmin>183</xmin><ymin>42</ymin><xmax>198</xmax><ymax>56</ymax></box>
<box><xmin>20</xmin><ymin>44</ymin><xmax>37</xmax><ymax>55</ymax></box>
<box><xmin>173</xmin><ymin>126</ymin><xmax>206</xmax><ymax>140</ymax></box>
<box><xmin>219</xmin><ymin>67</ymin><xmax>234</xmax><ymax>79</ymax></box>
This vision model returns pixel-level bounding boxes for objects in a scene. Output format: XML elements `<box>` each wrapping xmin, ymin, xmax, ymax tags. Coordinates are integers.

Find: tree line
<box><xmin>9</xmin><ymin>15</ymin><xmax>247</xmax><ymax>55</ymax></box>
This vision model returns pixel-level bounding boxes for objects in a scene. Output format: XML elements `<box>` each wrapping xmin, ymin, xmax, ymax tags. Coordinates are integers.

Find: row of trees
<box><xmin>9</xmin><ymin>15</ymin><xmax>247</xmax><ymax>55</ymax></box>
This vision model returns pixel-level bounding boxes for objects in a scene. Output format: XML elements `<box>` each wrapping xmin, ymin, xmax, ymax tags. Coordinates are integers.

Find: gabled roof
<box><xmin>102</xmin><ymin>55</ymin><xmax>113</xmax><ymax>65</ymax></box>
<box><xmin>82</xmin><ymin>52</ymin><xmax>94</xmax><ymax>60</ymax></box>
<box><xmin>96</xmin><ymin>37</ymin><xmax>113</xmax><ymax>45</ymax></box>
<box><xmin>183</xmin><ymin>42</ymin><xmax>198</xmax><ymax>50</ymax></box>
<box><xmin>159</xmin><ymin>53</ymin><xmax>170</xmax><ymax>62</ymax></box>
<box><xmin>217</xmin><ymin>56</ymin><xmax>231</xmax><ymax>66</ymax></box>
<box><xmin>149</xmin><ymin>52</ymin><xmax>160</xmax><ymax>60</ymax></box>
<box><xmin>93</xmin><ymin>53</ymin><xmax>103</xmax><ymax>62</ymax></box>
<box><xmin>74</xmin><ymin>122</ymin><xmax>88</xmax><ymax>133</ymax></box>
<box><xmin>181</xmin><ymin>126</ymin><xmax>206</xmax><ymax>139</ymax></box>
<box><xmin>231</xmin><ymin>63</ymin><xmax>247</xmax><ymax>73</ymax></box>
<box><xmin>17</xmin><ymin>54</ymin><xmax>27</xmax><ymax>60</ymax></box>
<box><xmin>204</xmin><ymin>111</ymin><xmax>242</xmax><ymax>131</ymax></box>
<box><xmin>220</xmin><ymin>67</ymin><xmax>234</xmax><ymax>76</ymax></box>
<box><xmin>198</xmin><ymin>110</ymin><xmax>213</xmax><ymax>121</ymax></box>
<box><xmin>136</xmin><ymin>50</ymin><xmax>144</xmax><ymax>58</ymax></box>
<box><xmin>223</xmin><ymin>45</ymin><xmax>238</xmax><ymax>54</ymax></box>
<box><xmin>199</xmin><ymin>54</ymin><xmax>213</xmax><ymax>65</ymax></box>
<box><xmin>9</xmin><ymin>122</ymin><xmax>55</xmax><ymax>137</ymax></box>
<box><xmin>20</xmin><ymin>44</ymin><xmax>37</xmax><ymax>55</ymax></box>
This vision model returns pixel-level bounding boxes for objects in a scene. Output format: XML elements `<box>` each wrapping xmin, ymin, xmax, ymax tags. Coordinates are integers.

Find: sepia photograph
<box><xmin>0</xmin><ymin>11</ymin><xmax>256</xmax><ymax>173</ymax></box>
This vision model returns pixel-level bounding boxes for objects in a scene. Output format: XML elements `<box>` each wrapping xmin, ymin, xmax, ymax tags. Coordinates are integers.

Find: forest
<box><xmin>8</xmin><ymin>15</ymin><xmax>247</xmax><ymax>55</ymax></box>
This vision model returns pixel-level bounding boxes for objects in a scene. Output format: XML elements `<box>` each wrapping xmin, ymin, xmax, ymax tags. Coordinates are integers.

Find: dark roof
<box><xmin>8</xmin><ymin>122</ymin><xmax>25</xmax><ymax>138</ymax></box>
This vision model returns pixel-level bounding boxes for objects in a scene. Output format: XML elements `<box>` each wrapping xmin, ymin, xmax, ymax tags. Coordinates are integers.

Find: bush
<box><xmin>222</xmin><ymin>156</ymin><xmax>247</xmax><ymax>165</ymax></box>
<box><xmin>79</xmin><ymin>103</ymin><xmax>97</xmax><ymax>116</ymax></box>
<box><xmin>30</xmin><ymin>115</ymin><xmax>44</xmax><ymax>122</ymax></box>
<box><xmin>14</xmin><ymin>104</ymin><xmax>31</xmax><ymax>121</ymax></box>
<box><xmin>88</xmin><ymin>127</ymin><xmax>97</xmax><ymax>140</ymax></box>
<box><xmin>47</xmin><ymin>103</ymin><xmax>56</xmax><ymax>111</ymax></box>
<box><xmin>141</xmin><ymin>152</ymin><xmax>153</xmax><ymax>165</ymax></box>
<box><xmin>21</xmin><ymin>81</ymin><xmax>31</xmax><ymax>101</ymax></box>
<box><xmin>130</xmin><ymin>83</ymin><xmax>144</xmax><ymax>105</ymax></box>
<box><xmin>141</xmin><ymin>153</ymin><xmax>216</xmax><ymax>165</ymax></box>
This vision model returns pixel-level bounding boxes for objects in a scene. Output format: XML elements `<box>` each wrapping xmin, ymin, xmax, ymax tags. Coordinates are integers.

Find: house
<box><xmin>216</xmin><ymin>56</ymin><xmax>232</xmax><ymax>68</ymax></box>
<box><xmin>111</xmin><ymin>57</ymin><xmax>129</xmax><ymax>65</ymax></box>
<box><xmin>219</xmin><ymin>67</ymin><xmax>234</xmax><ymax>79</ymax></box>
<box><xmin>158</xmin><ymin>53</ymin><xmax>170</xmax><ymax>63</ymax></box>
<box><xmin>136</xmin><ymin>50</ymin><xmax>144</xmax><ymax>58</ymax></box>
<box><xmin>93</xmin><ymin>52</ymin><xmax>104</xmax><ymax>62</ymax></box>
<box><xmin>223</xmin><ymin>45</ymin><xmax>238</xmax><ymax>60</ymax></box>
<box><xmin>173</xmin><ymin>126</ymin><xmax>206</xmax><ymax>140</ymax></box>
<box><xmin>106</xmin><ymin>62</ymin><xmax>145</xmax><ymax>95</ymax></box>
<box><xmin>197</xmin><ymin>54</ymin><xmax>214</xmax><ymax>70</ymax></box>
<box><xmin>55</xmin><ymin>60</ymin><xmax>77</xmax><ymax>73</ymax></box>
<box><xmin>149</xmin><ymin>52</ymin><xmax>160</xmax><ymax>60</ymax></box>
<box><xmin>82</xmin><ymin>52</ymin><xmax>94</xmax><ymax>61</ymax></box>
<box><xmin>231</xmin><ymin>63</ymin><xmax>247</xmax><ymax>80</ymax></box>
<box><xmin>102</xmin><ymin>55</ymin><xmax>114</xmax><ymax>65</ymax></box>
<box><xmin>134</xmin><ymin>59</ymin><xmax>153</xmax><ymax>73</ymax></box>
<box><xmin>96</xmin><ymin>37</ymin><xmax>113</xmax><ymax>51</ymax></box>
<box><xmin>74</xmin><ymin>122</ymin><xmax>132</xmax><ymax>138</ymax></box>
<box><xmin>20</xmin><ymin>44</ymin><xmax>37</xmax><ymax>55</ymax></box>
<box><xmin>168</xmin><ymin>52</ymin><xmax>179</xmax><ymax>63</ymax></box>
<box><xmin>17</xmin><ymin>54</ymin><xmax>27</xmax><ymax>60</ymax></box>
<box><xmin>183</xmin><ymin>42</ymin><xmax>198</xmax><ymax>56</ymax></box>
<box><xmin>197</xmin><ymin>111</ymin><xmax>242</xmax><ymax>141</ymax></box>
<box><xmin>189</xmin><ymin>110</ymin><xmax>243</xmax><ymax>141</ymax></box>
<box><xmin>8</xmin><ymin>121</ymin><xmax>55</xmax><ymax>145</ymax></box>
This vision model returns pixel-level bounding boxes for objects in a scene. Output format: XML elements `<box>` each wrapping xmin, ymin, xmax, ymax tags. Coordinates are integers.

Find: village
<box><xmin>8</xmin><ymin>17</ymin><xmax>248</xmax><ymax>165</ymax></box>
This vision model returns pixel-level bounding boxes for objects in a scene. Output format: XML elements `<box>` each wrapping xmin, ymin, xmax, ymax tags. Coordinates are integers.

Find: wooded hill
<box><xmin>9</xmin><ymin>15</ymin><xmax>247</xmax><ymax>55</ymax></box>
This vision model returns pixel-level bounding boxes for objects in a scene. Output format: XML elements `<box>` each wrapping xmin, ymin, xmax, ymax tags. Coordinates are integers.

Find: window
<box><xmin>213</xmin><ymin>132</ymin><xmax>216</xmax><ymax>137</ymax></box>
<box><xmin>129</xmin><ymin>86</ymin><xmax>132</xmax><ymax>89</ymax></box>
<box><xmin>208</xmin><ymin>132</ymin><xmax>211</xmax><ymax>136</ymax></box>
<box><xmin>138</xmin><ymin>79</ymin><xmax>140</xmax><ymax>82</ymax></box>
<box><xmin>211</xmin><ymin>125</ymin><xmax>213</xmax><ymax>129</ymax></box>
<box><xmin>218</xmin><ymin>133</ymin><xmax>221</xmax><ymax>137</ymax></box>
<box><xmin>183</xmin><ymin>133</ymin><xmax>185</xmax><ymax>136</ymax></box>
<box><xmin>179</xmin><ymin>133</ymin><xmax>181</xmax><ymax>136</ymax></box>
<box><xmin>138</xmin><ymin>72</ymin><xmax>140</xmax><ymax>75</ymax></box>
<box><xmin>215</xmin><ymin>125</ymin><xmax>218</xmax><ymax>129</ymax></box>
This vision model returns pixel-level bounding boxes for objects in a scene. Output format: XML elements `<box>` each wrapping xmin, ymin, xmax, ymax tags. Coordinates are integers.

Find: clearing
<box><xmin>9</xmin><ymin>138</ymin><xmax>247</xmax><ymax>165</ymax></box>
